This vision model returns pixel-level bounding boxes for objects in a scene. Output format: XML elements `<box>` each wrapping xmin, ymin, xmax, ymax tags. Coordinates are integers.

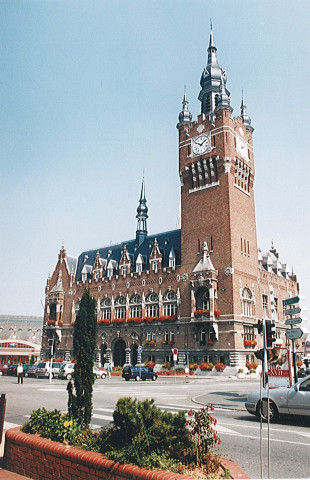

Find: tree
<box><xmin>67</xmin><ymin>288</ymin><xmax>97</xmax><ymax>427</ymax></box>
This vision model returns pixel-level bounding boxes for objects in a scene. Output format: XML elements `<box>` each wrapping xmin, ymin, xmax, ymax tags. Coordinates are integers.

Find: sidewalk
<box><xmin>0</xmin><ymin>467</ymin><xmax>33</xmax><ymax>479</ymax></box>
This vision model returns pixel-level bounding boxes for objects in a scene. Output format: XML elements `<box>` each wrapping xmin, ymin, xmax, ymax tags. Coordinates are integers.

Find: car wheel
<box><xmin>101</xmin><ymin>373</ymin><xmax>106</xmax><ymax>379</ymax></box>
<box><xmin>142</xmin><ymin>377</ymin><xmax>146</xmax><ymax>381</ymax></box>
<box><xmin>66</xmin><ymin>373</ymin><xmax>72</xmax><ymax>380</ymax></box>
<box><xmin>125</xmin><ymin>378</ymin><xmax>130</xmax><ymax>381</ymax></box>
<box><xmin>256</xmin><ymin>400</ymin><xmax>279</xmax><ymax>422</ymax></box>
<box><xmin>152</xmin><ymin>376</ymin><xmax>157</xmax><ymax>381</ymax></box>
<box><xmin>135</xmin><ymin>375</ymin><xmax>140</xmax><ymax>381</ymax></box>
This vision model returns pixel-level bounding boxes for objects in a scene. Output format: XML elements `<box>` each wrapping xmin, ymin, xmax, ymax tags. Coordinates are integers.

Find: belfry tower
<box><xmin>177</xmin><ymin>26</ymin><xmax>258</xmax><ymax>318</ymax></box>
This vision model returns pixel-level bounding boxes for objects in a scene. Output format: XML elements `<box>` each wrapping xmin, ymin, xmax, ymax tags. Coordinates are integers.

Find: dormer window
<box><xmin>153</xmin><ymin>260</ymin><xmax>158</xmax><ymax>273</ymax></box>
<box><xmin>169</xmin><ymin>257</ymin><xmax>175</xmax><ymax>268</ymax></box>
<box><xmin>94</xmin><ymin>270</ymin><xmax>100</xmax><ymax>281</ymax></box>
<box><xmin>122</xmin><ymin>266</ymin><xmax>127</xmax><ymax>277</ymax></box>
<box><xmin>136</xmin><ymin>264</ymin><xmax>142</xmax><ymax>273</ymax></box>
<box><xmin>107</xmin><ymin>268</ymin><xmax>113</xmax><ymax>279</ymax></box>
<box><xmin>82</xmin><ymin>272</ymin><xmax>87</xmax><ymax>282</ymax></box>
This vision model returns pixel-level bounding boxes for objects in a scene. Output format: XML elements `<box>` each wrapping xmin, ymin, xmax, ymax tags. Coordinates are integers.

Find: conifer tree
<box><xmin>67</xmin><ymin>288</ymin><xmax>97</xmax><ymax>427</ymax></box>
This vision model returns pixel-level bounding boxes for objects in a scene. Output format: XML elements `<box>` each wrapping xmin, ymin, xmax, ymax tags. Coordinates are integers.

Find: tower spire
<box><xmin>198</xmin><ymin>24</ymin><xmax>230</xmax><ymax>117</ymax></box>
<box><xmin>136</xmin><ymin>177</ymin><xmax>148</xmax><ymax>246</ymax></box>
<box><xmin>177</xmin><ymin>87</ymin><xmax>192</xmax><ymax>129</ymax></box>
<box><xmin>240</xmin><ymin>91</ymin><xmax>253</xmax><ymax>131</ymax></box>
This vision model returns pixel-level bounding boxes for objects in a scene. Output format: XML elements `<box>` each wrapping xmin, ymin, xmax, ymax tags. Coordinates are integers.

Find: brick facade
<box><xmin>41</xmin><ymin>30</ymin><xmax>299</xmax><ymax>370</ymax></box>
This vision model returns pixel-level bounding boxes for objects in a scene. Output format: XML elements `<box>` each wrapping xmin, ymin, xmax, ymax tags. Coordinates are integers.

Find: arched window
<box><xmin>145</xmin><ymin>293</ymin><xmax>159</xmax><ymax>317</ymax></box>
<box><xmin>100</xmin><ymin>298</ymin><xmax>111</xmax><ymax>320</ymax></box>
<box><xmin>115</xmin><ymin>296</ymin><xmax>126</xmax><ymax>319</ymax></box>
<box><xmin>195</xmin><ymin>288</ymin><xmax>210</xmax><ymax>310</ymax></box>
<box><xmin>163</xmin><ymin>290</ymin><xmax>177</xmax><ymax>316</ymax></box>
<box><xmin>242</xmin><ymin>288</ymin><xmax>253</xmax><ymax>318</ymax></box>
<box><xmin>129</xmin><ymin>294</ymin><xmax>142</xmax><ymax>318</ymax></box>
<box><xmin>49</xmin><ymin>303</ymin><xmax>56</xmax><ymax>321</ymax></box>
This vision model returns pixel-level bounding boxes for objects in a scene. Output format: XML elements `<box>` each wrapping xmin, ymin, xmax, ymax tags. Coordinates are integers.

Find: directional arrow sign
<box><xmin>283</xmin><ymin>296</ymin><xmax>300</xmax><ymax>306</ymax></box>
<box><xmin>285</xmin><ymin>317</ymin><xmax>302</xmax><ymax>326</ymax></box>
<box><xmin>284</xmin><ymin>307</ymin><xmax>301</xmax><ymax>316</ymax></box>
<box><xmin>286</xmin><ymin>328</ymin><xmax>303</xmax><ymax>340</ymax></box>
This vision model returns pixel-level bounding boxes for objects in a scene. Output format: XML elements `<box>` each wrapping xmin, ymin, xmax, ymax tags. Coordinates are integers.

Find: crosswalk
<box><xmin>4</xmin><ymin>403</ymin><xmax>237</xmax><ymax>435</ymax></box>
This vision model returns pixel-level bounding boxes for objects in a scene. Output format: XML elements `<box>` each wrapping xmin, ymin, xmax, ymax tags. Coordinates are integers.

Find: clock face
<box><xmin>192</xmin><ymin>134</ymin><xmax>211</xmax><ymax>156</ymax></box>
<box><xmin>236</xmin><ymin>136</ymin><xmax>248</xmax><ymax>160</ymax></box>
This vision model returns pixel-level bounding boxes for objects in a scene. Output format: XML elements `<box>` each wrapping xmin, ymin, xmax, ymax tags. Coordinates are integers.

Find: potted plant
<box><xmin>214</xmin><ymin>363</ymin><xmax>226</xmax><ymax>372</ymax></box>
<box><xmin>237</xmin><ymin>368</ymin><xmax>245</xmax><ymax>379</ymax></box>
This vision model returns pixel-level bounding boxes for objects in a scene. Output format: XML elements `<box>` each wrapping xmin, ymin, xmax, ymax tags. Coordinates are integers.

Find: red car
<box><xmin>0</xmin><ymin>364</ymin><xmax>9</xmax><ymax>375</ymax></box>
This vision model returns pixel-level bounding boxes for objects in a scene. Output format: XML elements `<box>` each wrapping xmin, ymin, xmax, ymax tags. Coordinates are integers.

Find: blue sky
<box><xmin>1</xmin><ymin>0</ymin><xmax>309</xmax><ymax>330</ymax></box>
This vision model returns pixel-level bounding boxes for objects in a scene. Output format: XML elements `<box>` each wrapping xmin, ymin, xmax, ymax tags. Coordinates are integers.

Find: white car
<box><xmin>59</xmin><ymin>363</ymin><xmax>107</xmax><ymax>380</ymax></box>
<box><xmin>245</xmin><ymin>375</ymin><xmax>310</xmax><ymax>421</ymax></box>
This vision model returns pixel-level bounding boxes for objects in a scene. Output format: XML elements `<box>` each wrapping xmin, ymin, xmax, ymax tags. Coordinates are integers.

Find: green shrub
<box><xmin>22</xmin><ymin>408</ymin><xmax>100</xmax><ymax>451</ymax></box>
<box><xmin>98</xmin><ymin>397</ymin><xmax>194</xmax><ymax>466</ymax></box>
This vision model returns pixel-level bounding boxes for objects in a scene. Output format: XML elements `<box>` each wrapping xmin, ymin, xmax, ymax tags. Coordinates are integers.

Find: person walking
<box><xmin>107</xmin><ymin>363</ymin><xmax>112</xmax><ymax>379</ymax></box>
<box><xmin>17</xmin><ymin>363</ymin><xmax>24</xmax><ymax>384</ymax></box>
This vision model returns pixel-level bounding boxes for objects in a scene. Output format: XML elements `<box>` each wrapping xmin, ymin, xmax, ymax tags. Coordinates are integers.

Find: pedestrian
<box><xmin>17</xmin><ymin>363</ymin><xmax>24</xmax><ymax>384</ymax></box>
<box><xmin>107</xmin><ymin>363</ymin><xmax>112</xmax><ymax>378</ymax></box>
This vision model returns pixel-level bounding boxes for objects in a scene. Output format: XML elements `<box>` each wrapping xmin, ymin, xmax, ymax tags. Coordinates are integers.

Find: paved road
<box><xmin>1</xmin><ymin>375</ymin><xmax>309</xmax><ymax>479</ymax></box>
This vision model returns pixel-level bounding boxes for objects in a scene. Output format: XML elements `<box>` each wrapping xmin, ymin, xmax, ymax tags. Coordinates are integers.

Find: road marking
<box><xmin>218</xmin><ymin>431</ymin><xmax>310</xmax><ymax>447</ymax></box>
<box><xmin>92</xmin><ymin>413</ymin><xmax>114</xmax><ymax>421</ymax></box>
<box><xmin>4</xmin><ymin>421</ymin><xmax>20</xmax><ymax>430</ymax></box>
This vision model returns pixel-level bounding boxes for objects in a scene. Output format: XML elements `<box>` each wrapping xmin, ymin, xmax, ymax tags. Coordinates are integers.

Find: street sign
<box><xmin>283</xmin><ymin>296</ymin><xmax>300</xmax><ymax>306</ymax></box>
<box><xmin>172</xmin><ymin>348</ymin><xmax>178</xmax><ymax>355</ymax></box>
<box><xmin>286</xmin><ymin>328</ymin><xmax>303</xmax><ymax>340</ymax></box>
<box><xmin>284</xmin><ymin>307</ymin><xmax>301</xmax><ymax>316</ymax></box>
<box><xmin>138</xmin><ymin>346</ymin><xmax>142</xmax><ymax>355</ymax></box>
<box><xmin>285</xmin><ymin>317</ymin><xmax>302</xmax><ymax>326</ymax></box>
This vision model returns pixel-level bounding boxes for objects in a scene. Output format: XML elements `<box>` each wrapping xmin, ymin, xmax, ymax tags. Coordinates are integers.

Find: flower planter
<box><xmin>4</xmin><ymin>427</ymin><xmax>191</xmax><ymax>480</ymax></box>
<box><xmin>3</xmin><ymin>427</ymin><xmax>246</xmax><ymax>480</ymax></box>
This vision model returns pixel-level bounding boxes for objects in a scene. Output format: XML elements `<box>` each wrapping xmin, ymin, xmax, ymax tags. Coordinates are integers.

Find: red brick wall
<box><xmin>3</xmin><ymin>427</ymin><xmax>191</xmax><ymax>480</ymax></box>
<box><xmin>4</xmin><ymin>427</ymin><xmax>251</xmax><ymax>479</ymax></box>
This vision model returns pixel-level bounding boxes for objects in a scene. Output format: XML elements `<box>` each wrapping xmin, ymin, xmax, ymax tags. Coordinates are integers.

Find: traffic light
<box><xmin>266</xmin><ymin>320</ymin><xmax>277</xmax><ymax>348</ymax></box>
<box><xmin>255</xmin><ymin>320</ymin><xmax>263</xmax><ymax>334</ymax></box>
<box><xmin>254</xmin><ymin>348</ymin><xmax>264</xmax><ymax>361</ymax></box>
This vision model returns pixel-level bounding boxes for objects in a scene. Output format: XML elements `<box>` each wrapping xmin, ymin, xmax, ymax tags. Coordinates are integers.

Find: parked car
<box><xmin>122</xmin><ymin>365</ymin><xmax>158</xmax><ymax>381</ymax></box>
<box><xmin>22</xmin><ymin>364</ymin><xmax>31</xmax><ymax>377</ymax></box>
<box><xmin>59</xmin><ymin>363</ymin><xmax>75</xmax><ymax>380</ymax></box>
<box><xmin>7</xmin><ymin>364</ymin><xmax>18</xmax><ymax>376</ymax></box>
<box><xmin>94</xmin><ymin>366</ymin><xmax>107</xmax><ymax>379</ymax></box>
<box><xmin>51</xmin><ymin>362</ymin><xmax>63</xmax><ymax>378</ymax></box>
<box><xmin>0</xmin><ymin>364</ymin><xmax>9</xmax><ymax>376</ymax></box>
<box><xmin>27</xmin><ymin>365</ymin><xmax>38</xmax><ymax>378</ymax></box>
<box><xmin>245</xmin><ymin>375</ymin><xmax>310</xmax><ymax>421</ymax></box>
<box><xmin>59</xmin><ymin>363</ymin><xmax>106</xmax><ymax>380</ymax></box>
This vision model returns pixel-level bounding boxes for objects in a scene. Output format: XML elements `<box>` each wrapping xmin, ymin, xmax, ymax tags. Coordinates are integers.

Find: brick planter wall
<box><xmin>3</xmin><ymin>427</ymin><xmax>250</xmax><ymax>480</ymax></box>
<box><xmin>3</xmin><ymin>427</ymin><xmax>191</xmax><ymax>480</ymax></box>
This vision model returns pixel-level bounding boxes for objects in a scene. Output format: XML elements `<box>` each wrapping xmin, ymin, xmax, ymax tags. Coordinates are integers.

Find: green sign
<box><xmin>283</xmin><ymin>296</ymin><xmax>299</xmax><ymax>306</ymax></box>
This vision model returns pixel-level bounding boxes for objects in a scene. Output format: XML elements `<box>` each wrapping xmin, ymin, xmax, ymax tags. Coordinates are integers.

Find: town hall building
<box><xmin>42</xmin><ymin>28</ymin><xmax>299</xmax><ymax>370</ymax></box>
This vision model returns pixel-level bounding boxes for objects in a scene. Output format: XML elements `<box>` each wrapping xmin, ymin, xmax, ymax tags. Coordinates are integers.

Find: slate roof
<box><xmin>0</xmin><ymin>315</ymin><xmax>43</xmax><ymax>344</ymax></box>
<box><xmin>75</xmin><ymin>229</ymin><xmax>181</xmax><ymax>282</ymax></box>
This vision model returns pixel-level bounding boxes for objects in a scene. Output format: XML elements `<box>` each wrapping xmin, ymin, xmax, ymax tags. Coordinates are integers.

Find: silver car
<box><xmin>245</xmin><ymin>375</ymin><xmax>310</xmax><ymax>421</ymax></box>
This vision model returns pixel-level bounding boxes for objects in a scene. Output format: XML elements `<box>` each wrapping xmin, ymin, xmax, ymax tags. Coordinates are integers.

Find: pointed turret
<box><xmin>177</xmin><ymin>89</ymin><xmax>192</xmax><ymax>129</ymax></box>
<box><xmin>136</xmin><ymin>178</ymin><xmax>148</xmax><ymax>246</ymax></box>
<box><xmin>240</xmin><ymin>92</ymin><xmax>254</xmax><ymax>131</ymax></box>
<box><xmin>215</xmin><ymin>72</ymin><xmax>233</xmax><ymax>113</ymax></box>
<box><xmin>198</xmin><ymin>25</ymin><xmax>230</xmax><ymax>116</ymax></box>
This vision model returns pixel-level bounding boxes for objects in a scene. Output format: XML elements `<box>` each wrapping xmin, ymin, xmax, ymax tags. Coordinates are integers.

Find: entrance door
<box><xmin>113</xmin><ymin>339</ymin><xmax>126</xmax><ymax>367</ymax></box>
<box><xmin>131</xmin><ymin>344</ymin><xmax>138</xmax><ymax>365</ymax></box>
